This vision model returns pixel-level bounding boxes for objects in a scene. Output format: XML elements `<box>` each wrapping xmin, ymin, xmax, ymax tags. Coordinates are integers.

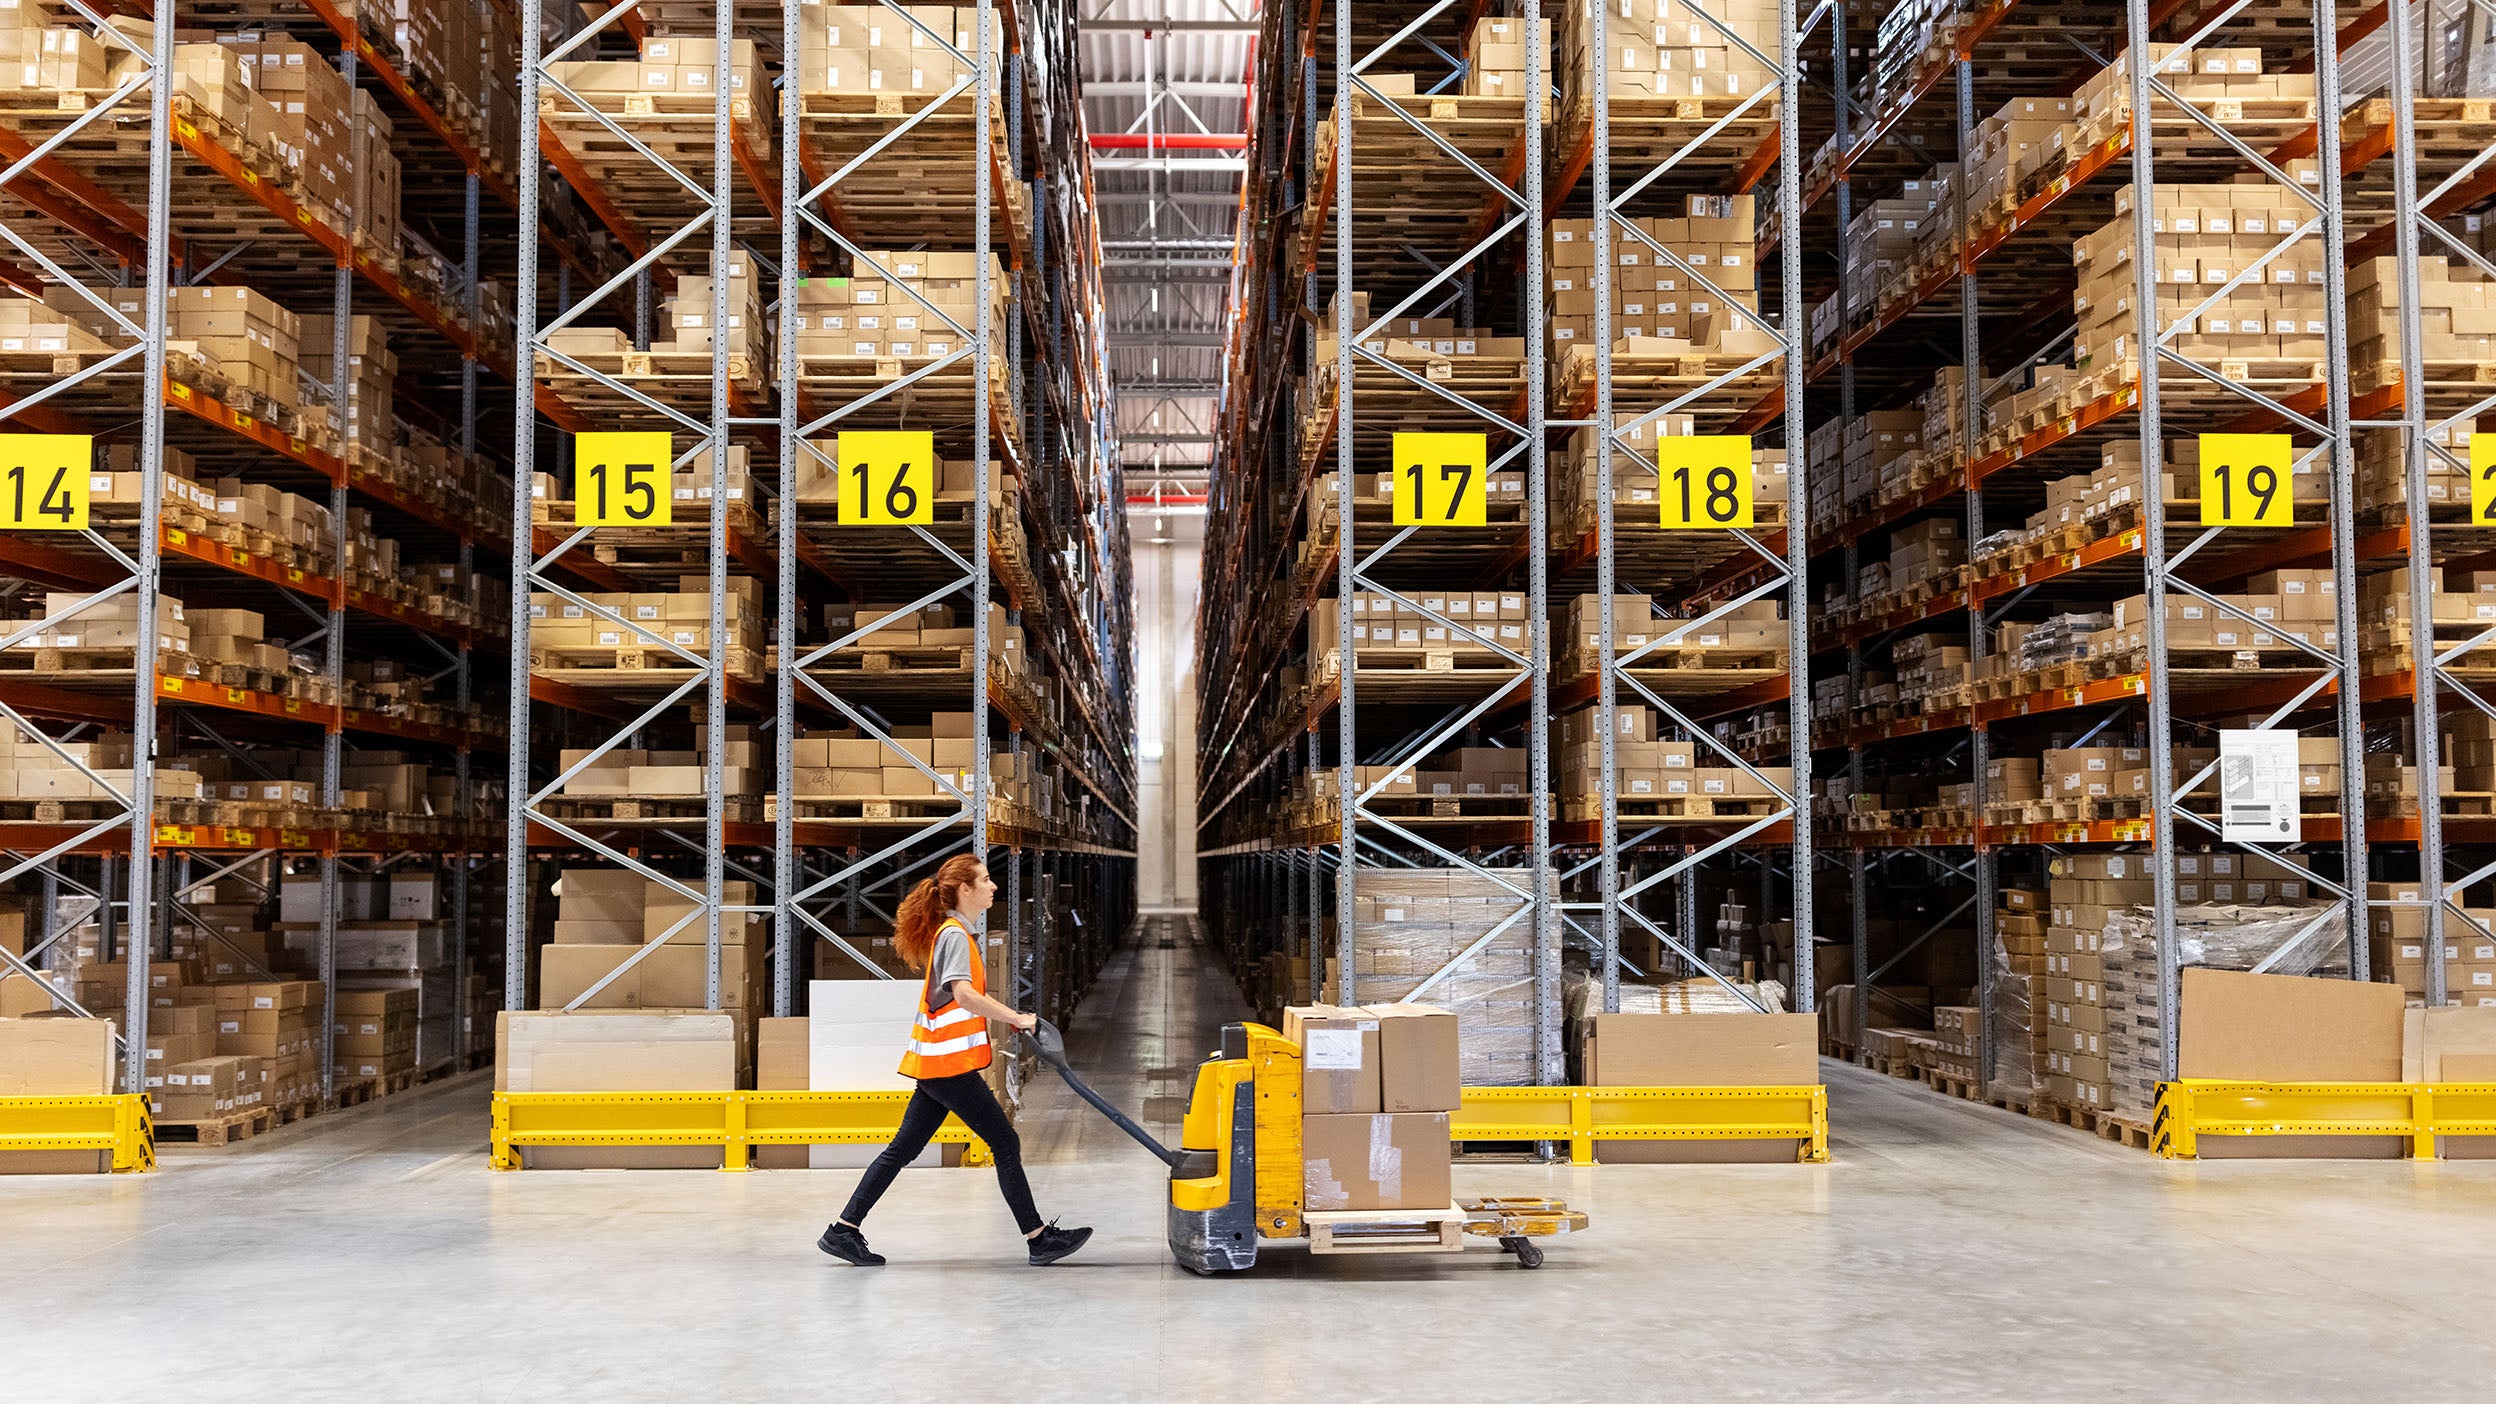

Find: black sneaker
<box><xmin>817</xmin><ymin>1223</ymin><xmax>885</xmax><ymax>1266</ymax></box>
<box><xmin>1026</xmin><ymin>1221</ymin><xmax>1093</xmax><ymax>1266</ymax></box>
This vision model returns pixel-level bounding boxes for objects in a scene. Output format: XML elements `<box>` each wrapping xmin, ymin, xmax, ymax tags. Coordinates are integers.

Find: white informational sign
<box><xmin>1304</xmin><ymin>1028</ymin><xmax>1364</xmax><ymax>1071</ymax></box>
<box><xmin>2219</xmin><ymin>729</ymin><xmax>2301</xmax><ymax>843</ymax></box>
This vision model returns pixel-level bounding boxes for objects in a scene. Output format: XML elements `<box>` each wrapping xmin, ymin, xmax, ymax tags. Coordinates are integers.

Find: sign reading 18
<box><xmin>2197</xmin><ymin>433</ymin><xmax>2293</xmax><ymax>527</ymax></box>
<box><xmin>0</xmin><ymin>434</ymin><xmax>91</xmax><ymax>531</ymax></box>
<box><xmin>574</xmin><ymin>431</ymin><xmax>673</xmax><ymax>526</ymax></box>
<box><xmin>1391</xmin><ymin>432</ymin><xmax>1488</xmax><ymax>526</ymax></box>
<box><xmin>834</xmin><ymin>431</ymin><xmax>936</xmax><ymax>525</ymax></box>
<box><xmin>1654</xmin><ymin>435</ymin><xmax>1754</xmax><ymax>529</ymax></box>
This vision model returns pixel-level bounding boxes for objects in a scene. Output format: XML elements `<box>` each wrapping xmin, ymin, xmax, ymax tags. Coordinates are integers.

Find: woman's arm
<box><xmin>950</xmin><ymin>980</ymin><xmax>1034</xmax><ymax>1032</ymax></box>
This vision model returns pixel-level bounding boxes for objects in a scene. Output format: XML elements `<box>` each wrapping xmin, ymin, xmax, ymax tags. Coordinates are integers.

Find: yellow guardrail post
<box><xmin>0</xmin><ymin>1094</ymin><xmax>154</xmax><ymax>1173</ymax></box>
<box><xmin>2154</xmin><ymin>1080</ymin><xmax>2496</xmax><ymax>1159</ymax></box>
<box><xmin>1451</xmin><ymin>1085</ymin><xmax>1829</xmax><ymax>1163</ymax></box>
<box><xmin>490</xmin><ymin>1090</ymin><xmax>992</xmax><ymax>1169</ymax></box>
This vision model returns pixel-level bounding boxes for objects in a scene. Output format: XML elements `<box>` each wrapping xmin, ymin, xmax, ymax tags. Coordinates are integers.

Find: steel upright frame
<box><xmin>2382</xmin><ymin>0</ymin><xmax>2496</xmax><ymax>997</ymax></box>
<box><xmin>1326</xmin><ymin>1</ymin><xmax>1558</xmax><ymax>1076</ymax></box>
<box><xmin>2123</xmin><ymin>0</ymin><xmax>2370</xmax><ymax>1077</ymax></box>
<box><xmin>776</xmin><ymin>0</ymin><xmax>1003</xmax><ymax>995</ymax></box>
<box><xmin>0</xmin><ymin>7</ymin><xmax>173</xmax><ymax>1093</ymax></box>
<box><xmin>1587</xmin><ymin>0</ymin><xmax>1814</xmax><ymax>1017</ymax></box>
<box><xmin>512</xmin><ymin>0</ymin><xmax>737</xmax><ymax>1014</ymax></box>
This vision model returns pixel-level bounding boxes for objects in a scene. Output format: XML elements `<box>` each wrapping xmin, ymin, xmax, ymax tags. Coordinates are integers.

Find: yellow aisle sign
<box><xmin>574</xmin><ymin>432</ymin><xmax>672</xmax><ymax>526</ymax></box>
<box><xmin>2197</xmin><ymin>433</ymin><xmax>2293</xmax><ymax>526</ymax></box>
<box><xmin>0</xmin><ymin>434</ymin><xmax>91</xmax><ymax>530</ymax></box>
<box><xmin>834</xmin><ymin>431</ymin><xmax>937</xmax><ymax>525</ymax></box>
<box><xmin>1655</xmin><ymin>435</ymin><xmax>1754</xmax><ymax>529</ymax></box>
<box><xmin>2473</xmin><ymin>432</ymin><xmax>2496</xmax><ymax>526</ymax></box>
<box><xmin>1391</xmin><ymin>432</ymin><xmax>1488</xmax><ymax>526</ymax></box>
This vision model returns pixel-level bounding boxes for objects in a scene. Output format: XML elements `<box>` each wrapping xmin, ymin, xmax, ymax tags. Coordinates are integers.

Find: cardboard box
<box><xmin>2179</xmin><ymin>968</ymin><xmax>2405</xmax><ymax>1158</ymax></box>
<box><xmin>496</xmin><ymin>1010</ymin><xmax>738</xmax><ymax>1168</ymax></box>
<box><xmin>0</xmin><ymin>1016</ymin><xmax>118</xmax><ymax>1171</ymax></box>
<box><xmin>1368</xmin><ymin>1003</ymin><xmax>1461</xmax><ymax>1112</ymax></box>
<box><xmin>1284</xmin><ymin>1004</ymin><xmax>1381</xmax><ymax>1114</ymax></box>
<box><xmin>1584</xmin><ymin>1012</ymin><xmax>1818</xmax><ymax>1162</ymax></box>
<box><xmin>1301</xmin><ymin>1111</ymin><xmax>1454</xmax><ymax>1211</ymax></box>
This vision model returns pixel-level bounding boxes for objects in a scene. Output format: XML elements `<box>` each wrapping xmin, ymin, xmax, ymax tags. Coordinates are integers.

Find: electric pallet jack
<box><xmin>1028</xmin><ymin>1019</ymin><xmax>1587</xmax><ymax>1273</ymax></box>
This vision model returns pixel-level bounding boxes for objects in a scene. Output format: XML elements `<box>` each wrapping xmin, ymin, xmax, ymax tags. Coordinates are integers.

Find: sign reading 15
<box><xmin>0</xmin><ymin>434</ymin><xmax>91</xmax><ymax>530</ymax></box>
<box><xmin>1391</xmin><ymin>432</ymin><xmax>1488</xmax><ymax>527</ymax></box>
<box><xmin>833</xmin><ymin>431</ymin><xmax>936</xmax><ymax>525</ymax></box>
<box><xmin>573</xmin><ymin>431</ymin><xmax>672</xmax><ymax>526</ymax></box>
<box><xmin>2197</xmin><ymin>433</ymin><xmax>2293</xmax><ymax>527</ymax></box>
<box><xmin>1653</xmin><ymin>435</ymin><xmax>1754</xmax><ymax>529</ymax></box>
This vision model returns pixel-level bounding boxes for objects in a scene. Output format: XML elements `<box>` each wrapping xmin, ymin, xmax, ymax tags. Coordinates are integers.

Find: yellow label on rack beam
<box><xmin>1654</xmin><ymin>436</ymin><xmax>1755</xmax><ymax>529</ymax></box>
<box><xmin>573</xmin><ymin>431</ymin><xmax>672</xmax><ymax>525</ymax></box>
<box><xmin>1391</xmin><ymin>432</ymin><xmax>1488</xmax><ymax>526</ymax></box>
<box><xmin>831</xmin><ymin>431</ymin><xmax>936</xmax><ymax>525</ymax></box>
<box><xmin>0</xmin><ymin>435</ymin><xmax>91</xmax><ymax>530</ymax></box>
<box><xmin>2197</xmin><ymin>433</ymin><xmax>2293</xmax><ymax>525</ymax></box>
<box><xmin>2473</xmin><ymin>433</ymin><xmax>2496</xmax><ymax>525</ymax></box>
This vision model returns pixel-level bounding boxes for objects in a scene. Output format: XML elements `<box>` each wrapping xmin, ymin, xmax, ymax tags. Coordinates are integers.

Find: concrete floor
<box><xmin>11</xmin><ymin>923</ymin><xmax>2496</xmax><ymax>1401</ymax></box>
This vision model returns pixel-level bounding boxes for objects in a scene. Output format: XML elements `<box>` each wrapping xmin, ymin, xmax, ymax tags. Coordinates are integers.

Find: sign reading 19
<box><xmin>2197</xmin><ymin>433</ymin><xmax>2296</xmax><ymax>527</ymax></box>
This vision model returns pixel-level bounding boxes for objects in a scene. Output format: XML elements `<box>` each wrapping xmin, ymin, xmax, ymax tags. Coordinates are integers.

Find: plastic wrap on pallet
<box><xmin>2097</xmin><ymin>903</ymin><xmax>2348</xmax><ymax>1114</ymax></box>
<box><xmin>1989</xmin><ymin>932</ymin><xmax>2042</xmax><ymax>1098</ymax></box>
<box><xmin>1336</xmin><ymin>867</ymin><xmax>1551</xmax><ymax>1086</ymax></box>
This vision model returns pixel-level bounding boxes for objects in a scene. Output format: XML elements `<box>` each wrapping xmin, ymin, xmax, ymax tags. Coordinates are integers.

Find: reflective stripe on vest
<box><xmin>898</xmin><ymin>917</ymin><xmax>992</xmax><ymax>1079</ymax></box>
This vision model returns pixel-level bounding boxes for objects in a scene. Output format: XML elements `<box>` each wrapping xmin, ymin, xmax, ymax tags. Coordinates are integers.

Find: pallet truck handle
<box><xmin>1025</xmin><ymin>1019</ymin><xmax>1182</xmax><ymax>1167</ymax></box>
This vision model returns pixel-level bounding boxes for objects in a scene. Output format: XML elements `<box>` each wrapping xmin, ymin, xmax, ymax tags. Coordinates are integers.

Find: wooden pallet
<box><xmin>155</xmin><ymin>1103</ymin><xmax>276</xmax><ymax>1147</ymax></box>
<box><xmin>1571</xmin><ymin>793</ymin><xmax>1784</xmax><ymax>821</ymax></box>
<box><xmin>332</xmin><ymin>1068</ymin><xmax>420</xmax><ymax>1104</ymax></box>
<box><xmin>541</xmin><ymin>796</ymin><xmax>764</xmax><ymax>823</ymax></box>
<box><xmin>2039</xmin><ymin>1100</ymin><xmax>2154</xmax><ymax>1151</ymax></box>
<box><xmin>530</xmin><ymin>644</ymin><xmax>764</xmax><ymax>679</ymax></box>
<box><xmin>796</xmin><ymin>88</ymin><xmax>1030</xmax><ymax>254</ymax></box>
<box><xmin>1303</xmin><ymin>1203</ymin><xmax>1470</xmax><ymax>1255</ymax></box>
<box><xmin>784</xmin><ymin>795</ymin><xmax>967</xmax><ymax>821</ymax></box>
<box><xmin>1362</xmin><ymin>795</ymin><xmax>1534</xmax><ymax>819</ymax></box>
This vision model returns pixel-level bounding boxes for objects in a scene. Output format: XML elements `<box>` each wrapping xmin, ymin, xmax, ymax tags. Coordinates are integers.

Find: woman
<box><xmin>817</xmin><ymin>855</ymin><xmax>1091</xmax><ymax>1267</ymax></box>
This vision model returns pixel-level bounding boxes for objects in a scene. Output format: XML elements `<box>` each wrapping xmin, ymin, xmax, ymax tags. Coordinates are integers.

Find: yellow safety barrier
<box><xmin>1451</xmin><ymin>1084</ymin><xmax>1830</xmax><ymax>1164</ymax></box>
<box><xmin>2153</xmin><ymin>1080</ymin><xmax>2496</xmax><ymax>1159</ymax></box>
<box><xmin>490</xmin><ymin>1089</ymin><xmax>992</xmax><ymax>1171</ymax></box>
<box><xmin>0</xmin><ymin>1094</ymin><xmax>154</xmax><ymax>1173</ymax></box>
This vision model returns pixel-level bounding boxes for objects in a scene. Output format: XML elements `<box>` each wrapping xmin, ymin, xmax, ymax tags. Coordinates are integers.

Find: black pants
<box><xmin>840</xmin><ymin>1069</ymin><xmax>1042</xmax><ymax>1236</ymax></box>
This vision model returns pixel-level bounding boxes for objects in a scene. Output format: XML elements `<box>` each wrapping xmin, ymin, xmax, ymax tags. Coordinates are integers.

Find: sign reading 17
<box><xmin>1391</xmin><ymin>432</ymin><xmax>1489</xmax><ymax>527</ymax></box>
<box><xmin>2197</xmin><ymin>433</ymin><xmax>2293</xmax><ymax>527</ymax></box>
<box><xmin>574</xmin><ymin>431</ymin><xmax>673</xmax><ymax>526</ymax></box>
<box><xmin>833</xmin><ymin>431</ymin><xmax>936</xmax><ymax>525</ymax></box>
<box><xmin>0</xmin><ymin>434</ymin><xmax>91</xmax><ymax>530</ymax></box>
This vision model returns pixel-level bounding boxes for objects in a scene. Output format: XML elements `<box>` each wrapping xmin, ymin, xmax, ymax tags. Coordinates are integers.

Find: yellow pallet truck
<box><xmin>1029</xmin><ymin>1018</ymin><xmax>1586</xmax><ymax>1274</ymax></box>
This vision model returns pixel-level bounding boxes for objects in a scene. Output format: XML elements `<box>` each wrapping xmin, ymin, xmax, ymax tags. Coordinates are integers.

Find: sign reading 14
<box><xmin>0</xmin><ymin>434</ymin><xmax>91</xmax><ymax>530</ymax></box>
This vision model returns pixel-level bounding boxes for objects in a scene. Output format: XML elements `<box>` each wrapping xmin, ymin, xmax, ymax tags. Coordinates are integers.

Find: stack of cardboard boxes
<box><xmin>553</xmin><ymin>722</ymin><xmax>763</xmax><ymax>811</ymax></box>
<box><xmin>784</xmin><ymin>710</ymin><xmax>983</xmax><ymax>805</ymax></box>
<box><xmin>528</xmin><ymin>577</ymin><xmax>767</xmax><ymax>681</ymax></box>
<box><xmin>1337</xmin><ymin>868</ymin><xmax>1550</xmax><ymax>1085</ymax></box>
<box><xmin>225</xmin><ymin>38</ymin><xmax>357</xmax><ymax>233</ymax></box>
<box><xmin>1551</xmin><ymin>413</ymin><xmax>1791</xmax><ymax>540</ymax></box>
<box><xmin>2069</xmin><ymin>46</ymin><xmax>2317</xmax><ymax>146</ymax></box>
<box><xmin>790</xmin><ymin>254</ymin><xmax>1010</xmax><ymax>362</ymax></box>
<box><xmin>1309</xmin><ymin>589</ymin><xmax>1532</xmax><ymax>665</ymax></box>
<box><xmin>1554</xmin><ymin>703</ymin><xmax>1796</xmax><ymax>810</ymax></box>
<box><xmin>536</xmin><ymin>868</ymin><xmax>767</xmax><ymax>1018</ymax></box>
<box><xmin>1545</xmin><ymin>201</ymin><xmax>1764</xmax><ymax>355</ymax></box>
<box><xmin>1459</xmin><ymin>13</ymin><xmax>1546</xmax><ymax>98</ymax></box>
<box><xmin>1558</xmin><ymin>592</ymin><xmax>1787</xmax><ymax>680</ymax></box>
<box><xmin>1554</xmin><ymin>0</ymin><xmax>1778</xmax><ymax>108</ymax></box>
<box><xmin>1287</xmin><ymin>1004</ymin><xmax>1459</xmax><ymax>1212</ymax></box>
<box><xmin>794</xmin><ymin>4</ymin><xmax>1003</xmax><ymax>95</ymax></box>
<box><xmin>2368</xmin><ymin>879</ymin><xmax>2496</xmax><ymax>1004</ymax></box>
<box><xmin>2073</xmin><ymin>181</ymin><xmax>2330</xmax><ymax>379</ymax></box>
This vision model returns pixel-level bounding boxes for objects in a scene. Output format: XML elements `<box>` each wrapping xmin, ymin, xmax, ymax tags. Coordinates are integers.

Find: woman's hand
<box><xmin>1015</xmin><ymin>1011</ymin><xmax>1039</xmax><ymax>1034</ymax></box>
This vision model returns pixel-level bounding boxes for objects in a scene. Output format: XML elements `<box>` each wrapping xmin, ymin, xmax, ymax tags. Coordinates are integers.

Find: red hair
<box><xmin>895</xmin><ymin>854</ymin><xmax>986</xmax><ymax>973</ymax></box>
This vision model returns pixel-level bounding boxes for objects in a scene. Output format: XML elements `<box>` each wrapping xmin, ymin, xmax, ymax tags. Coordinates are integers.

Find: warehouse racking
<box><xmin>1201</xmin><ymin>0</ymin><xmax>2496</xmax><ymax>1137</ymax></box>
<box><xmin>1197</xmin><ymin>0</ymin><xmax>1814</xmax><ymax>1092</ymax></box>
<box><xmin>510</xmin><ymin>0</ymin><xmax>1137</xmax><ymax>1084</ymax></box>
<box><xmin>0</xmin><ymin>2</ymin><xmax>525</xmax><ymax>1118</ymax></box>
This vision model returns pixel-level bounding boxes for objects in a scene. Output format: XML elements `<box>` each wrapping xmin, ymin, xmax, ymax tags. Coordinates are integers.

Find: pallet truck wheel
<box><xmin>1501</xmin><ymin>1235</ymin><xmax>1542</xmax><ymax>1268</ymax></box>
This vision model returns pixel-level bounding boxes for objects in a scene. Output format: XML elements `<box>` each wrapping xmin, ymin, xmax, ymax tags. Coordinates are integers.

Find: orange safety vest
<box><xmin>897</xmin><ymin>917</ymin><xmax>992</xmax><ymax>1079</ymax></box>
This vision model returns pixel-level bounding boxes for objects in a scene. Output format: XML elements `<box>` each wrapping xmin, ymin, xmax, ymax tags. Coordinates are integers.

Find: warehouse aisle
<box><xmin>10</xmin><ymin>940</ymin><xmax>2496</xmax><ymax>1401</ymax></box>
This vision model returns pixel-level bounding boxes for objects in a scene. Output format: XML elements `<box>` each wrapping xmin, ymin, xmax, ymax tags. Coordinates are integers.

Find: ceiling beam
<box><xmin>1082</xmin><ymin>81</ymin><xmax>1250</xmax><ymax>99</ymax></box>
<box><xmin>1108</xmin><ymin>332</ymin><xmax>1229</xmax><ymax>347</ymax></box>
<box><xmin>1091</xmin><ymin>156</ymin><xmax>1245</xmax><ymax>173</ymax></box>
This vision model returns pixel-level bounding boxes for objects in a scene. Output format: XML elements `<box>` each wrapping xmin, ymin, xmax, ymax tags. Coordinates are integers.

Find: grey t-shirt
<box><xmin>928</xmin><ymin>922</ymin><xmax>975</xmax><ymax>999</ymax></box>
